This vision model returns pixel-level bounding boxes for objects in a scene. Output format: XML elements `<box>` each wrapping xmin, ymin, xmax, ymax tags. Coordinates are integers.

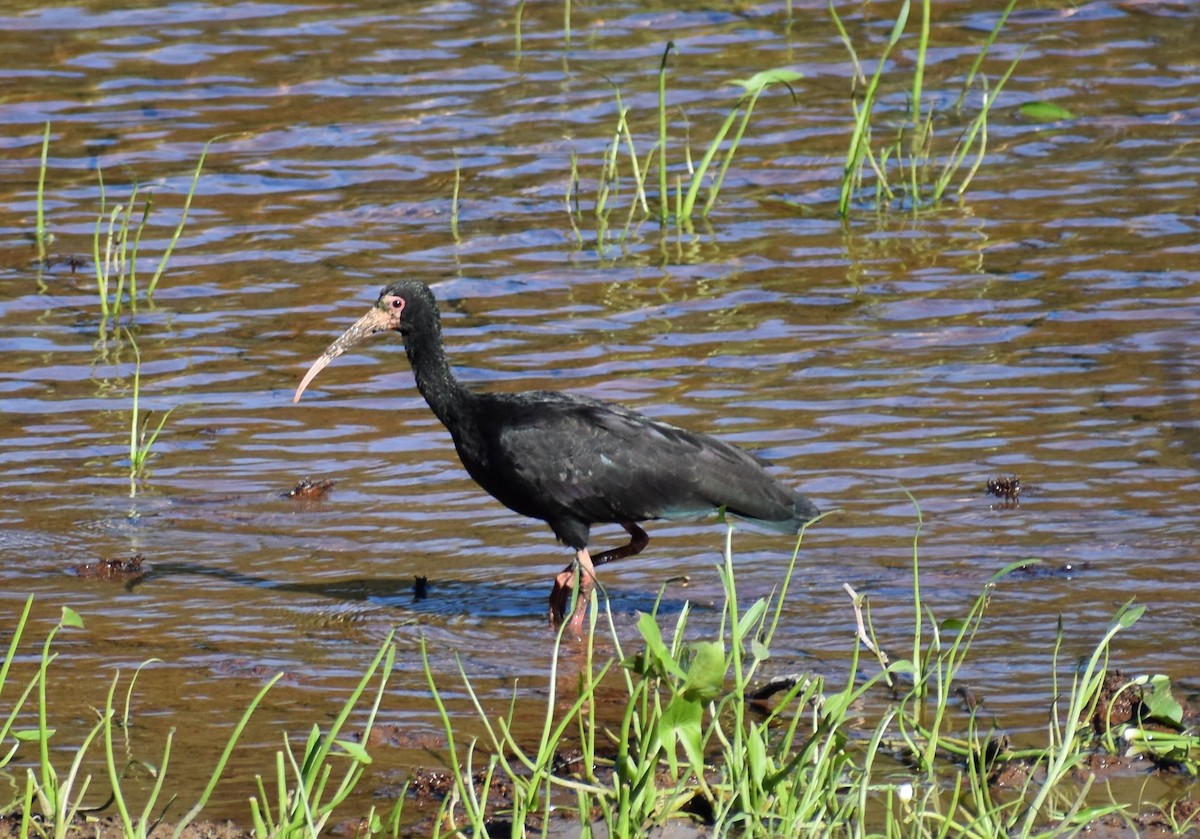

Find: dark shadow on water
<box><xmin>137</xmin><ymin>561</ymin><xmax>686</xmax><ymax>622</ymax></box>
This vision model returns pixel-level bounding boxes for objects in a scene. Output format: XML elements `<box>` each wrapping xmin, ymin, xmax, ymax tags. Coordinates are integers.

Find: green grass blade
<box><xmin>657</xmin><ymin>42</ymin><xmax>674</xmax><ymax>223</ymax></box>
<box><xmin>451</xmin><ymin>155</ymin><xmax>462</xmax><ymax>242</ymax></box>
<box><xmin>955</xmin><ymin>0</ymin><xmax>1019</xmax><ymax>112</ymax></box>
<box><xmin>147</xmin><ymin>135</ymin><xmax>222</xmax><ymax>299</ymax></box>
<box><xmin>93</xmin><ymin>166</ymin><xmax>110</xmax><ymax>318</ymax></box>
<box><xmin>0</xmin><ymin>594</ymin><xmax>33</xmax><ymax>702</ymax></box>
<box><xmin>910</xmin><ymin>0</ymin><xmax>930</xmax><ymax>140</ymax></box>
<box><xmin>513</xmin><ymin>0</ymin><xmax>524</xmax><ymax>57</ymax></box>
<box><xmin>128</xmin><ymin>194</ymin><xmax>153</xmax><ymax>306</ymax></box>
<box><xmin>125</xmin><ymin>328</ymin><xmax>144</xmax><ymax>491</ymax></box>
<box><xmin>171</xmin><ymin>672</ymin><xmax>283</xmax><ymax>839</ymax></box>
<box><xmin>680</xmin><ymin>106</ymin><xmax>740</xmax><ymax>220</ymax></box>
<box><xmin>102</xmin><ymin>673</ymin><xmax>137</xmax><ymax>837</ymax></box>
<box><xmin>36</xmin><ymin>123</ymin><xmax>50</xmax><ymax>264</ymax></box>
<box><xmin>834</xmin><ymin>0</ymin><xmax>909</xmax><ymax>216</ymax></box>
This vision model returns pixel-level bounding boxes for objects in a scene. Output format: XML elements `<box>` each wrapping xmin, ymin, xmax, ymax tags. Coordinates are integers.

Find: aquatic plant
<box><xmin>450</xmin><ymin>155</ymin><xmax>465</xmax><ymax>244</ymax></box>
<box><xmin>3</xmin><ymin>520</ymin><xmax>1196</xmax><ymax>837</ymax></box>
<box><xmin>34</xmin><ymin>123</ymin><xmax>51</xmax><ymax>266</ymax></box>
<box><xmin>831</xmin><ymin>0</ymin><xmax>1021</xmax><ymax>216</ymax></box>
<box><xmin>0</xmin><ymin>597</ymin><xmax>401</xmax><ymax>839</ymax></box>
<box><xmin>675</xmin><ymin>66</ymin><xmax>803</xmax><ymax>222</ymax></box>
<box><xmin>123</xmin><ymin>328</ymin><xmax>175</xmax><ymax>497</ymax></box>
<box><xmin>421</xmin><ymin>511</ymin><xmax>1195</xmax><ymax>838</ymax></box>
<box><xmin>248</xmin><ymin>632</ymin><xmax>398</xmax><ymax>838</ymax></box>
<box><xmin>35</xmin><ymin>129</ymin><xmax>222</xmax><ymax>495</ymax></box>
<box><xmin>570</xmin><ymin>48</ymin><xmax>801</xmax><ymax>248</ymax></box>
<box><xmin>32</xmin><ymin>124</ymin><xmax>212</xmax><ymax>325</ymax></box>
<box><xmin>0</xmin><ymin>598</ymin><xmax>273</xmax><ymax>838</ymax></box>
<box><xmin>93</xmin><ymin>140</ymin><xmax>211</xmax><ymax>321</ymax></box>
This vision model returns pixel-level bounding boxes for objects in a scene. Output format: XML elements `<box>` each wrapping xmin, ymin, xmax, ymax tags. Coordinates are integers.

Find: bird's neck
<box><xmin>402</xmin><ymin>323</ymin><xmax>476</xmax><ymax>428</ymax></box>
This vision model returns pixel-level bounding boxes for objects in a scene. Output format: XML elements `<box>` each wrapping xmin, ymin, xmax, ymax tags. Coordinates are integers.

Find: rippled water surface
<box><xmin>1</xmin><ymin>0</ymin><xmax>1198</xmax><ymax>825</ymax></box>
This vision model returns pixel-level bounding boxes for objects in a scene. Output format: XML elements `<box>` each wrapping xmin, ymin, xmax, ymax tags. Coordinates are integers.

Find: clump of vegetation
<box><xmin>558</xmin><ymin>0</ymin><xmax>1027</xmax><ymax>242</ymax></box>
<box><xmin>567</xmin><ymin>44</ymin><xmax>801</xmax><ymax>249</ymax></box>
<box><xmin>123</xmin><ymin>328</ymin><xmax>174</xmax><ymax>496</ymax></box>
<box><xmin>0</xmin><ymin>596</ymin><xmax>402</xmax><ymax>839</ymax></box>
<box><xmin>831</xmin><ymin>0</ymin><xmax>1023</xmax><ymax>216</ymax></box>
<box><xmin>419</xmin><ymin>511</ymin><xmax>1199</xmax><ymax>838</ymax></box>
<box><xmin>32</xmin><ymin>123</ymin><xmax>211</xmax><ymax>328</ymax></box>
<box><xmin>30</xmin><ymin>124</ymin><xmax>218</xmax><ymax>496</ymax></box>
<box><xmin>3</xmin><ymin>513</ymin><xmax>1198</xmax><ymax>838</ymax></box>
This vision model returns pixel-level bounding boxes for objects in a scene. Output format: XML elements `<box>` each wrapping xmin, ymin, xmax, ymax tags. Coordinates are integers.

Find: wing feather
<box><xmin>461</xmin><ymin>391</ymin><xmax>812</xmax><ymax>534</ymax></box>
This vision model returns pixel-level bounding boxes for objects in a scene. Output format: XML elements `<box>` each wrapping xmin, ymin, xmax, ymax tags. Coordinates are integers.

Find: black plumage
<box><xmin>294</xmin><ymin>281</ymin><xmax>819</xmax><ymax>630</ymax></box>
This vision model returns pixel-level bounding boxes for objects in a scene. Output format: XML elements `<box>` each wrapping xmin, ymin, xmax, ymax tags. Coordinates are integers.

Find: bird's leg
<box><xmin>592</xmin><ymin>522</ymin><xmax>649</xmax><ymax>567</ymax></box>
<box><xmin>548</xmin><ymin>523</ymin><xmax>649</xmax><ymax>631</ymax></box>
<box><xmin>549</xmin><ymin>547</ymin><xmax>597</xmax><ymax>632</ymax></box>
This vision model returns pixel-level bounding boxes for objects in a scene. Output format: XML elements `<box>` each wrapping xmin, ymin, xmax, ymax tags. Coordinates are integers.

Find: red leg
<box><xmin>548</xmin><ymin>523</ymin><xmax>650</xmax><ymax>630</ymax></box>
<box><xmin>549</xmin><ymin>547</ymin><xmax>596</xmax><ymax>633</ymax></box>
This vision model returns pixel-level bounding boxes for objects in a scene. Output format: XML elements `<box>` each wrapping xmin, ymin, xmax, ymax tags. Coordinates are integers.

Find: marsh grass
<box><xmin>30</xmin><ymin>127</ymin><xmax>222</xmax><ymax>495</ymax></box>
<box><xmin>0</xmin><ymin>597</ymin><xmax>282</xmax><ymax>838</ymax></box>
<box><xmin>123</xmin><ymin>327</ymin><xmax>176</xmax><ymax>497</ymax></box>
<box><xmin>419</xmin><ymin>513</ymin><xmax>1195</xmax><ymax>839</ymax></box>
<box><xmin>248</xmin><ymin>632</ymin><xmax>399</xmax><ymax>838</ymax></box>
<box><xmin>92</xmin><ymin>142</ymin><xmax>210</xmax><ymax>323</ymax></box>
<box><xmin>450</xmin><ymin>156</ymin><xmax>463</xmax><ymax>243</ymax></box>
<box><xmin>32</xmin><ymin>125</ymin><xmax>212</xmax><ymax>327</ymax></box>
<box><xmin>4</xmin><ymin>516</ymin><xmax>1198</xmax><ymax>838</ymax></box>
<box><xmin>569</xmin><ymin>48</ymin><xmax>801</xmax><ymax>249</ymax></box>
<box><xmin>35</xmin><ymin>123</ymin><xmax>51</xmax><ymax>266</ymax></box>
<box><xmin>0</xmin><ymin>599</ymin><xmax>401</xmax><ymax>838</ymax></box>
<box><xmin>832</xmin><ymin>0</ymin><xmax>1021</xmax><ymax>216</ymax></box>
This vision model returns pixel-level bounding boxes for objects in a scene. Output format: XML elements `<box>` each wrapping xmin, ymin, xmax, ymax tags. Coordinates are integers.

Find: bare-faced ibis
<box><xmin>294</xmin><ymin>281</ymin><xmax>819</xmax><ymax>632</ymax></box>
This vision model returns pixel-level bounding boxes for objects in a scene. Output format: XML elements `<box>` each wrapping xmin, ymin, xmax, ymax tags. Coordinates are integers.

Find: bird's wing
<box><xmin>482</xmin><ymin>392</ymin><xmax>804</xmax><ymax>529</ymax></box>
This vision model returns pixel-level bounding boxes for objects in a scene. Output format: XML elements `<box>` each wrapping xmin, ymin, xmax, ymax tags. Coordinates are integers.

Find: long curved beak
<box><xmin>293</xmin><ymin>307</ymin><xmax>395</xmax><ymax>403</ymax></box>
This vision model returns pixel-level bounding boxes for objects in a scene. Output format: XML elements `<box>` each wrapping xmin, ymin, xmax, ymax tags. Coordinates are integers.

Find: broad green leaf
<box><xmin>730</xmin><ymin>68</ymin><xmax>804</xmax><ymax>94</ymax></box>
<box><xmin>1135</xmin><ymin>674</ymin><xmax>1184</xmax><ymax>726</ymax></box>
<box><xmin>625</xmin><ymin>612</ymin><xmax>686</xmax><ymax>680</ymax></box>
<box><xmin>14</xmin><ymin>728</ymin><xmax>49</xmax><ymax>742</ymax></box>
<box><xmin>637</xmin><ymin>611</ymin><xmax>668</xmax><ymax>660</ymax></box>
<box><xmin>1020</xmin><ymin>101</ymin><xmax>1075</xmax><ymax>122</ymax></box>
<box><xmin>751</xmin><ymin>638</ymin><xmax>771</xmax><ymax>663</ymax></box>
<box><xmin>683</xmin><ymin>641</ymin><xmax>726</xmax><ymax>703</ymax></box>
<box><xmin>1115</xmin><ymin>603</ymin><xmax>1145</xmax><ymax>630</ymax></box>
<box><xmin>659</xmin><ymin>695</ymin><xmax>704</xmax><ymax>773</ymax></box>
<box><xmin>334</xmin><ymin>738</ymin><xmax>372</xmax><ymax>764</ymax></box>
<box><xmin>60</xmin><ymin>606</ymin><xmax>83</xmax><ymax>629</ymax></box>
<box><xmin>745</xmin><ymin>721</ymin><xmax>769</xmax><ymax>782</ymax></box>
<box><xmin>638</xmin><ymin>609</ymin><xmax>686</xmax><ymax>681</ymax></box>
<box><xmin>888</xmin><ymin>0</ymin><xmax>911</xmax><ymax>47</ymax></box>
<box><xmin>736</xmin><ymin>598</ymin><xmax>767</xmax><ymax>640</ymax></box>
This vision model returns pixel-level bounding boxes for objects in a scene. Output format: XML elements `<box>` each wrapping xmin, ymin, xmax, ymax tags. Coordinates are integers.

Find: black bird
<box><xmin>294</xmin><ymin>281</ymin><xmax>819</xmax><ymax>632</ymax></box>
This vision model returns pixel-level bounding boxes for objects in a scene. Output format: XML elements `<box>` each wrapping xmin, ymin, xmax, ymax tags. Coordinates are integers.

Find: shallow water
<box><xmin>1</xmin><ymin>0</ymin><xmax>1198</xmax><ymax>825</ymax></box>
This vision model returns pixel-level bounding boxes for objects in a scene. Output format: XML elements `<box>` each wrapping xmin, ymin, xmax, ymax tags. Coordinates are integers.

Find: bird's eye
<box><xmin>391</xmin><ymin>298</ymin><xmax>403</xmax><ymax>309</ymax></box>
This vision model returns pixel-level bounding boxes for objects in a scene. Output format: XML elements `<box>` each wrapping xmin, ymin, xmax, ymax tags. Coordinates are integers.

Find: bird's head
<box><xmin>293</xmin><ymin>281</ymin><xmax>436</xmax><ymax>403</ymax></box>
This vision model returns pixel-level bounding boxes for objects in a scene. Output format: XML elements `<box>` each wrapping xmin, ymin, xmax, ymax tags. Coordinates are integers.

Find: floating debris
<box><xmin>73</xmin><ymin>552</ymin><xmax>145</xmax><ymax>583</ymax></box>
<box><xmin>286</xmin><ymin>477</ymin><xmax>336</xmax><ymax>500</ymax></box>
<box><xmin>986</xmin><ymin>475</ymin><xmax>1021</xmax><ymax>506</ymax></box>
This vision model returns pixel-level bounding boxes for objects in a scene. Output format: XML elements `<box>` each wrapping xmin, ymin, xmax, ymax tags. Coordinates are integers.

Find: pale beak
<box><xmin>293</xmin><ymin>307</ymin><xmax>395</xmax><ymax>403</ymax></box>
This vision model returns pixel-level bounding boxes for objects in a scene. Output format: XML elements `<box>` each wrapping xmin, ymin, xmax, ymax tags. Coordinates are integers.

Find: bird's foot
<box><xmin>549</xmin><ymin>567</ymin><xmax>589</xmax><ymax>634</ymax></box>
